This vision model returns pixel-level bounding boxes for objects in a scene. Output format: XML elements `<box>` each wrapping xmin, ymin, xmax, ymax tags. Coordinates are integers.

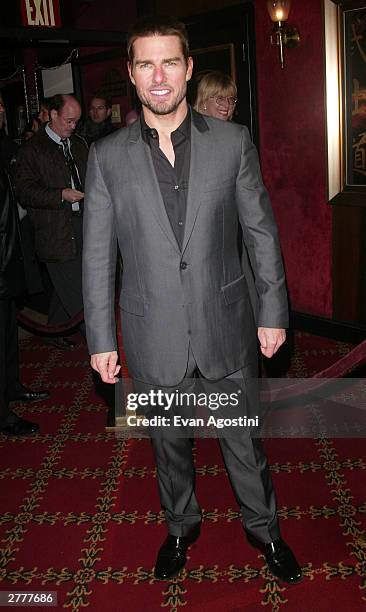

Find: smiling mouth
<box><xmin>150</xmin><ymin>89</ymin><xmax>170</xmax><ymax>97</ymax></box>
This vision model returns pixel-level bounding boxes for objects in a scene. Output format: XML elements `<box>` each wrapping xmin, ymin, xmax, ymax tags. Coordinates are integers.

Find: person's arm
<box><xmin>235</xmin><ymin>127</ymin><xmax>288</xmax><ymax>355</ymax></box>
<box><xmin>14</xmin><ymin>144</ymin><xmax>65</xmax><ymax>210</ymax></box>
<box><xmin>82</xmin><ymin>143</ymin><xmax>119</xmax><ymax>379</ymax></box>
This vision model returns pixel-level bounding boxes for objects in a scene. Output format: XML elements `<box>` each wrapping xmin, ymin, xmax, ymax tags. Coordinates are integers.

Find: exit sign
<box><xmin>21</xmin><ymin>0</ymin><xmax>61</xmax><ymax>27</ymax></box>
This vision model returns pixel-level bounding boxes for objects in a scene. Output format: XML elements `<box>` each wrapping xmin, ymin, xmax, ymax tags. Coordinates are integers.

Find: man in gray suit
<box><xmin>83</xmin><ymin>17</ymin><xmax>302</xmax><ymax>584</ymax></box>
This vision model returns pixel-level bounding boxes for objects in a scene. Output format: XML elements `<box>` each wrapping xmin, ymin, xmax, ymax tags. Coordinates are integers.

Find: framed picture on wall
<box><xmin>324</xmin><ymin>0</ymin><xmax>366</xmax><ymax>206</ymax></box>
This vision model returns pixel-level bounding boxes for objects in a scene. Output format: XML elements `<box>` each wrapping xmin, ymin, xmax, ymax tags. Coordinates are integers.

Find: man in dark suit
<box><xmin>15</xmin><ymin>94</ymin><xmax>88</xmax><ymax>346</ymax></box>
<box><xmin>83</xmin><ymin>17</ymin><xmax>302</xmax><ymax>584</ymax></box>
<box><xmin>0</xmin><ymin>167</ymin><xmax>49</xmax><ymax>436</ymax></box>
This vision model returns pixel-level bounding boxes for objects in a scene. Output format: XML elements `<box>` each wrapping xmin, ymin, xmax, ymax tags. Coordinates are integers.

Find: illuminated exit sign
<box><xmin>21</xmin><ymin>0</ymin><xmax>61</xmax><ymax>27</ymax></box>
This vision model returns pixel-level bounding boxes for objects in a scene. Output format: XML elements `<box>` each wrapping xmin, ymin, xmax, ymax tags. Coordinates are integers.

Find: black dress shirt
<box><xmin>141</xmin><ymin>111</ymin><xmax>191</xmax><ymax>250</ymax></box>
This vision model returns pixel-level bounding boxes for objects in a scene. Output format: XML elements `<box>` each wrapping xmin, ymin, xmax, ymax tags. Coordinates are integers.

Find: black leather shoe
<box><xmin>10</xmin><ymin>387</ymin><xmax>50</xmax><ymax>403</ymax></box>
<box><xmin>1</xmin><ymin>418</ymin><xmax>40</xmax><ymax>436</ymax></box>
<box><xmin>154</xmin><ymin>525</ymin><xmax>200</xmax><ymax>580</ymax></box>
<box><xmin>264</xmin><ymin>538</ymin><xmax>303</xmax><ymax>584</ymax></box>
<box><xmin>44</xmin><ymin>337</ymin><xmax>76</xmax><ymax>350</ymax></box>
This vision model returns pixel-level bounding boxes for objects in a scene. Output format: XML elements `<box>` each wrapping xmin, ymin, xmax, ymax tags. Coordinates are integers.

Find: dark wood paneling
<box><xmin>184</xmin><ymin>4</ymin><xmax>258</xmax><ymax>144</ymax></box>
<box><xmin>333</xmin><ymin>204</ymin><xmax>364</xmax><ymax>322</ymax></box>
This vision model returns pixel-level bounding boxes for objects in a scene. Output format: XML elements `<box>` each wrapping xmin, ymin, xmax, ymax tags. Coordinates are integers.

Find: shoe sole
<box><xmin>268</xmin><ymin>569</ymin><xmax>303</xmax><ymax>585</ymax></box>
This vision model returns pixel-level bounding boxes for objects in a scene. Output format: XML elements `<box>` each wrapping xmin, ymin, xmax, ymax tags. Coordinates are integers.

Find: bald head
<box><xmin>49</xmin><ymin>94</ymin><xmax>81</xmax><ymax>139</ymax></box>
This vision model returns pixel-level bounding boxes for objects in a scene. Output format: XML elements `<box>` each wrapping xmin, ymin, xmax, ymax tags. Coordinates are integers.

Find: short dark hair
<box><xmin>48</xmin><ymin>94</ymin><xmax>78</xmax><ymax>113</ymax></box>
<box><xmin>48</xmin><ymin>94</ymin><xmax>67</xmax><ymax>113</ymax></box>
<box><xmin>91</xmin><ymin>94</ymin><xmax>112</xmax><ymax>109</ymax></box>
<box><xmin>127</xmin><ymin>16</ymin><xmax>189</xmax><ymax>63</ymax></box>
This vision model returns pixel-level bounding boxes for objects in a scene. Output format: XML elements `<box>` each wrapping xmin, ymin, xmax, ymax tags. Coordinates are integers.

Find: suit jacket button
<box><xmin>180</xmin><ymin>261</ymin><xmax>188</xmax><ymax>270</ymax></box>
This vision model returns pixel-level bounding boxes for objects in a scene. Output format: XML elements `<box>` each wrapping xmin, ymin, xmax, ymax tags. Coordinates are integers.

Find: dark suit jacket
<box><xmin>83</xmin><ymin>109</ymin><xmax>288</xmax><ymax>386</ymax></box>
<box><xmin>0</xmin><ymin>168</ymin><xmax>25</xmax><ymax>299</ymax></box>
<box><xmin>14</xmin><ymin>127</ymin><xmax>88</xmax><ymax>262</ymax></box>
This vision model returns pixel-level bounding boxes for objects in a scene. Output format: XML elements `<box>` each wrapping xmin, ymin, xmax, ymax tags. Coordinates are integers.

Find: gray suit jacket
<box><xmin>83</xmin><ymin>110</ymin><xmax>288</xmax><ymax>386</ymax></box>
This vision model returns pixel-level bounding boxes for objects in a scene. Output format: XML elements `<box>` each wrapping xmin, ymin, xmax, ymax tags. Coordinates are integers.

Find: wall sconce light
<box><xmin>266</xmin><ymin>0</ymin><xmax>300</xmax><ymax>68</ymax></box>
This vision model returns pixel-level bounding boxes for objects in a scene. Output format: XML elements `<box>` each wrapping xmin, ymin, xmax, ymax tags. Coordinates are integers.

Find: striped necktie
<box><xmin>61</xmin><ymin>138</ymin><xmax>82</xmax><ymax>191</ymax></box>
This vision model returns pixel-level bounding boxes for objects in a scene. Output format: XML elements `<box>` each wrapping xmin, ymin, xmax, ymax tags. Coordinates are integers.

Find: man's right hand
<box><xmin>91</xmin><ymin>351</ymin><xmax>120</xmax><ymax>384</ymax></box>
<box><xmin>62</xmin><ymin>188</ymin><xmax>84</xmax><ymax>203</ymax></box>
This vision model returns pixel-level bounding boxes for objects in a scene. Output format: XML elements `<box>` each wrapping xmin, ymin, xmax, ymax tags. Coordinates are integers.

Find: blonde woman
<box><xmin>194</xmin><ymin>70</ymin><xmax>237</xmax><ymax>121</ymax></box>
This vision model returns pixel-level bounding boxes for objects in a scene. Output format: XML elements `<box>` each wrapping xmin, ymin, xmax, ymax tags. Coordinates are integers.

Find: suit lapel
<box><xmin>181</xmin><ymin>112</ymin><xmax>211</xmax><ymax>254</ymax></box>
<box><xmin>127</xmin><ymin>123</ymin><xmax>181</xmax><ymax>254</ymax></box>
<box><xmin>126</xmin><ymin>112</ymin><xmax>211</xmax><ymax>255</ymax></box>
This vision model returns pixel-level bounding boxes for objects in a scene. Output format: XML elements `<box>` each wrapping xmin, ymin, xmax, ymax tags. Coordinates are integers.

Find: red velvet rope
<box><xmin>16</xmin><ymin>308</ymin><xmax>84</xmax><ymax>335</ymax></box>
<box><xmin>17</xmin><ymin>304</ymin><xmax>366</xmax><ymax>402</ymax></box>
<box><xmin>262</xmin><ymin>338</ymin><xmax>366</xmax><ymax>402</ymax></box>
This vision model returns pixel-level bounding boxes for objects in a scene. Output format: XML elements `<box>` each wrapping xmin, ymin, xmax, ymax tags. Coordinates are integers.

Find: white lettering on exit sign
<box><xmin>21</xmin><ymin>0</ymin><xmax>61</xmax><ymax>28</ymax></box>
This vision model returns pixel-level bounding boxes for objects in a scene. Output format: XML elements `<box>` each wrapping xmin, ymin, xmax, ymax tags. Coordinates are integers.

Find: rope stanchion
<box><xmin>17</xmin><ymin>296</ymin><xmax>120</xmax><ymax>336</ymax></box>
<box><xmin>17</xmin><ymin>300</ymin><xmax>366</xmax><ymax>404</ymax></box>
<box><xmin>16</xmin><ymin>308</ymin><xmax>84</xmax><ymax>335</ymax></box>
<box><xmin>262</xmin><ymin>338</ymin><xmax>366</xmax><ymax>403</ymax></box>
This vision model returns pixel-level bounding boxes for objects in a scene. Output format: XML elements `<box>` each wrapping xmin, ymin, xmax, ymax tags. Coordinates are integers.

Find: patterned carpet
<box><xmin>0</xmin><ymin>331</ymin><xmax>365</xmax><ymax>611</ymax></box>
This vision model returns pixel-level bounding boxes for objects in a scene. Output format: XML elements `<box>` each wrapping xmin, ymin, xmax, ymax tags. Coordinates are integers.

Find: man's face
<box><xmin>89</xmin><ymin>98</ymin><xmax>111</xmax><ymax>124</ymax></box>
<box><xmin>128</xmin><ymin>35</ymin><xmax>193</xmax><ymax>117</ymax></box>
<box><xmin>50</xmin><ymin>99</ymin><xmax>81</xmax><ymax>139</ymax></box>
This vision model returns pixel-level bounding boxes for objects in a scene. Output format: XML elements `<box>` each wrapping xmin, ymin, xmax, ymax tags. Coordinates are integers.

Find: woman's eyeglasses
<box><xmin>210</xmin><ymin>96</ymin><xmax>237</xmax><ymax>107</ymax></box>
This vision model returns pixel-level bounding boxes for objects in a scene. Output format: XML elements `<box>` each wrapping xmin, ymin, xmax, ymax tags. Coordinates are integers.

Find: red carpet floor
<box><xmin>0</xmin><ymin>332</ymin><xmax>365</xmax><ymax>611</ymax></box>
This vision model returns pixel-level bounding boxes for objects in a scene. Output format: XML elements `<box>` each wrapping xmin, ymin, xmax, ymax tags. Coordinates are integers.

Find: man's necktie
<box><xmin>61</xmin><ymin>139</ymin><xmax>82</xmax><ymax>191</ymax></box>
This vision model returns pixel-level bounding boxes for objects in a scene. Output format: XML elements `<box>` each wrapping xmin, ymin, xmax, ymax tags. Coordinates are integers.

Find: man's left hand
<box><xmin>257</xmin><ymin>327</ymin><xmax>286</xmax><ymax>358</ymax></box>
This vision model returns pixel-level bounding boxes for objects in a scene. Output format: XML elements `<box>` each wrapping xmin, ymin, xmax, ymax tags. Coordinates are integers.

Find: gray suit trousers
<box><xmin>134</xmin><ymin>346</ymin><xmax>280</xmax><ymax>544</ymax></box>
